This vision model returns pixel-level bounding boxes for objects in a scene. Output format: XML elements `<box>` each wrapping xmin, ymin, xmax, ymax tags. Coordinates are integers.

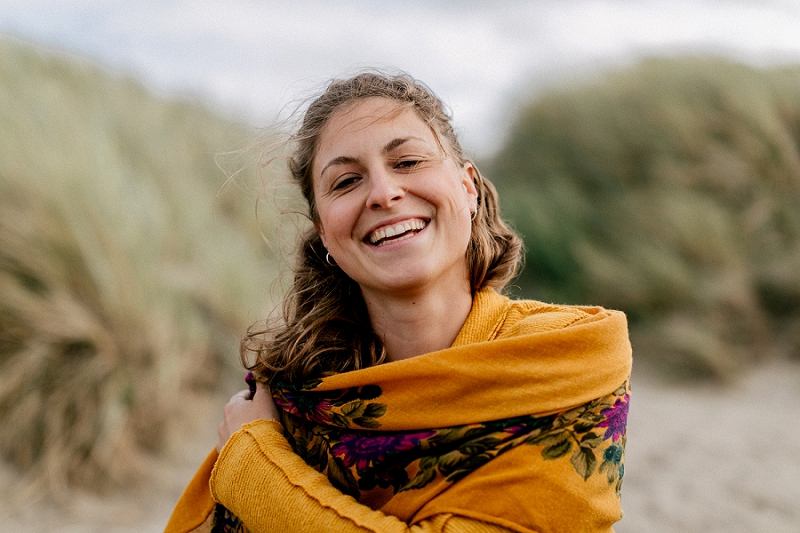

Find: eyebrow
<box><xmin>382</xmin><ymin>137</ymin><xmax>412</xmax><ymax>154</ymax></box>
<box><xmin>318</xmin><ymin>136</ymin><xmax>427</xmax><ymax>179</ymax></box>
<box><xmin>319</xmin><ymin>155</ymin><xmax>359</xmax><ymax>180</ymax></box>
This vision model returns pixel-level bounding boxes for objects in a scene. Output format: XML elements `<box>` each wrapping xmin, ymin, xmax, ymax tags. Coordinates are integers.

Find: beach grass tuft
<box><xmin>0</xmin><ymin>37</ymin><xmax>282</xmax><ymax>495</ymax></box>
<box><xmin>490</xmin><ymin>57</ymin><xmax>800</xmax><ymax>379</ymax></box>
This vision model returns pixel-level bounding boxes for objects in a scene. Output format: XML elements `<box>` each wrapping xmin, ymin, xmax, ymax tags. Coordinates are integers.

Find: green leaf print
<box><xmin>327</xmin><ymin>455</ymin><xmax>360</xmax><ymax>498</ymax></box>
<box><xmin>542</xmin><ymin>438</ymin><xmax>572</xmax><ymax>459</ymax></box>
<box><xmin>571</xmin><ymin>446</ymin><xmax>597</xmax><ymax>481</ymax></box>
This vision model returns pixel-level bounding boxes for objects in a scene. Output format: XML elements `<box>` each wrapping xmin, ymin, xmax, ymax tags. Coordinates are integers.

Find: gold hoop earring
<box><xmin>470</xmin><ymin>205</ymin><xmax>479</xmax><ymax>221</ymax></box>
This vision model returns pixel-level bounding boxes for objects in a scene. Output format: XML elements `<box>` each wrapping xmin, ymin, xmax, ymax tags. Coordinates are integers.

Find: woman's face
<box><xmin>312</xmin><ymin>97</ymin><xmax>478</xmax><ymax>300</ymax></box>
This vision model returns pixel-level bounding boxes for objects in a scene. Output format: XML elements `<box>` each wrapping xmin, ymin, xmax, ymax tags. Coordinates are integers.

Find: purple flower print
<box><xmin>331</xmin><ymin>430</ymin><xmax>436</xmax><ymax>471</ymax></box>
<box><xmin>502</xmin><ymin>424</ymin><xmax>528</xmax><ymax>436</ymax></box>
<box><xmin>597</xmin><ymin>393</ymin><xmax>629</xmax><ymax>442</ymax></box>
<box><xmin>273</xmin><ymin>391</ymin><xmax>333</xmax><ymax>424</ymax></box>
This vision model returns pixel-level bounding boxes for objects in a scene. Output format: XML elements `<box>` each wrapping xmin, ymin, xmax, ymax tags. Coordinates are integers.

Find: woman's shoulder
<box><xmin>457</xmin><ymin>287</ymin><xmax>625</xmax><ymax>346</ymax></box>
<box><xmin>484</xmin><ymin>288</ymin><xmax>623</xmax><ymax>341</ymax></box>
<box><xmin>498</xmin><ymin>296</ymin><xmax>591</xmax><ymax>338</ymax></box>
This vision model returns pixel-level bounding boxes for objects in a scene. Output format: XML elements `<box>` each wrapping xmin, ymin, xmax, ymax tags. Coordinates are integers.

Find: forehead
<box><xmin>314</xmin><ymin>97</ymin><xmax>442</xmax><ymax>160</ymax></box>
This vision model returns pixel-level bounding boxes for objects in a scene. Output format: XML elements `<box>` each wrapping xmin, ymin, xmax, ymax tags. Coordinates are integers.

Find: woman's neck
<box><xmin>362</xmin><ymin>283</ymin><xmax>474</xmax><ymax>362</ymax></box>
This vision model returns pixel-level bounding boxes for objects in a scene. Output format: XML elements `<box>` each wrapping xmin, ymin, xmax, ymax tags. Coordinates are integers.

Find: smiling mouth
<box><xmin>366</xmin><ymin>219</ymin><xmax>428</xmax><ymax>246</ymax></box>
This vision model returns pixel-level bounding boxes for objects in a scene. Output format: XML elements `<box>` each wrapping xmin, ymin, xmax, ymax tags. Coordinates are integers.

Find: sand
<box><xmin>3</xmin><ymin>360</ymin><xmax>799</xmax><ymax>532</ymax></box>
<box><xmin>618</xmin><ymin>359</ymin><xmax>800</xmax><ymax>533</ymax></box>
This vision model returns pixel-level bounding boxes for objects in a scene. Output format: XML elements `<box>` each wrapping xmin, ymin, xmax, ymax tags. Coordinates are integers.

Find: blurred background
<box><xmin>1</xmin><ymin>1</ymin><xmax>799</xmax><ymax>532</ymax></box>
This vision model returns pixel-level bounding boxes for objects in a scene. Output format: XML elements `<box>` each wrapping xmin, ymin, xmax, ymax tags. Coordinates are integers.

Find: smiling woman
<box><xmin>164</xmin><ymin>72</ymin><xmax>633</xmax><ymax>533</ymax></box>
<box><xmin>312</xmin><ymin>97</ymin><xmax>479</xmax><ymax>358</ymax></box>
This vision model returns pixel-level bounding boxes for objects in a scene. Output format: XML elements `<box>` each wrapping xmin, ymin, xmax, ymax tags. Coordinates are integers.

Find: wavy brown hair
<box><xmin>243</xmin><ymin>71</ymin><xmax>522</xmax><ymax>385</ymax></box>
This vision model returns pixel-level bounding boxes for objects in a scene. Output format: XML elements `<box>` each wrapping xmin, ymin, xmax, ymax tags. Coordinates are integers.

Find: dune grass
<box><xmin>489</xmin><ymin>57</ymin><xmax>800</xmax><ymax>379</ymax></box>
<box><xmin>0</xmin><ymin>36</ymin><xmax>285</xmax><ymax>494</ymax></box>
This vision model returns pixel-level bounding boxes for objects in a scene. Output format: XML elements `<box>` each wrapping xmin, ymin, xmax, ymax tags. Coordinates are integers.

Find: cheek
<box><xmin>317</xmin><ymin>201</ymin><xmax>356</xmax><ymax>245</ymax></box>
<box><xmin>442</xmin><ymin>181</ymin><xmax>474</xmax><ymax>220</ymax></box>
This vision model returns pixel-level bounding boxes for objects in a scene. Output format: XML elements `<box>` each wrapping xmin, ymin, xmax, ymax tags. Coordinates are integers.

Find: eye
<box><xmin>333</xmin><ymin>175</ymin><xmax>360</xmax><ymax>191</ymax></box>
<box><xmin>395</xmin><ymin>159</ymin><xmax>421</xmax><ymax>170</ymax></box>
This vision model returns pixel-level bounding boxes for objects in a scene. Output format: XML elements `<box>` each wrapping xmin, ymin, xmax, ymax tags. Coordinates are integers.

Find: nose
<box><xmin>365</xmin><ymin>166</ymin><xmax>405</xmax><ymax>209</ymax></box>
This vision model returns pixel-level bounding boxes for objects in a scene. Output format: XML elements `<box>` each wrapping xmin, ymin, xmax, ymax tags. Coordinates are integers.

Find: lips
<box><xmin>366</xmin><ymin>218</ymin><xmax>428</xmax><ymax>246</ymax></box>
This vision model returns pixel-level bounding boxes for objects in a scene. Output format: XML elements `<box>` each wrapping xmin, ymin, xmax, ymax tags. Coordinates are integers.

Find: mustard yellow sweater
<box><xmin>165</xmin><ymin>288</ymin><xmax>632</xmax><ymax>533</ymax></box>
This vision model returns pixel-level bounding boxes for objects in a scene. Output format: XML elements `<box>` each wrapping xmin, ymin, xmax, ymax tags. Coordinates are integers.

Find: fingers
<box><xmin>253</xmin><ymin>381</ymin><xmax>268</xmax><ymax>399</ymax></box>
<box><xmin>229</xmin><ymin>380</ymin><xmax>268</xmax><ymax>404</ymax></box>
<box><xmin>251</xmin><ymin>381</ymin><xmax>275</xmax><ymax>410</ymax></box>
<box><xmin>218</xmin><ymin>390</ymin><xmax>250</xmax><ymax>452</ymax></box>
<box><xmin>217</xmin><ymin>381</ymin><xmax>279</xmax><ymax>452</ymax></box>
<box><xmin>229</xmin><ymin>389</ymin><xmax>251</xmax><ymax>403</ymax></box>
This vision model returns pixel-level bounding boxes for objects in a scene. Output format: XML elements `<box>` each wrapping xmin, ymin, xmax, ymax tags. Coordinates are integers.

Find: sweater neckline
<box><xmin>451</xmin><ymin>287</ymin><xmax>512</xmax><ymax>347</ymax></box>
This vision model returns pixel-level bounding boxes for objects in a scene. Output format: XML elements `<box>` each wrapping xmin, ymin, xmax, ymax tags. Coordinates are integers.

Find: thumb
<box><xmin>253</xmin><ymin>381</ymin><xmax>273</xmax><ymax>406</ymax></box>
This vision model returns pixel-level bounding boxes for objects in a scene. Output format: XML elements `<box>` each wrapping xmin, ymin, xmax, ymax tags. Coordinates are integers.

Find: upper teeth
<box><xmin>369</xmin><ymin>219</ymin><xmax>426</xmax><ymax>244</ymax></box>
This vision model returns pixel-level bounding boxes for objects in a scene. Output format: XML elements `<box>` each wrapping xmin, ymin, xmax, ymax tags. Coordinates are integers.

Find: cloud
<box><xmin>2</xmin><ymin>0</ymin><xmax>800</xmax><ymax>155</ymax></box>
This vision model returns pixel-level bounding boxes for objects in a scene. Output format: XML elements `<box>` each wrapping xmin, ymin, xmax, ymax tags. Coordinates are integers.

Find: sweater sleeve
<box><xmin>210</xmin><ymin>420</ymin><xmax>514</xmax><ymax>533</ymax></box>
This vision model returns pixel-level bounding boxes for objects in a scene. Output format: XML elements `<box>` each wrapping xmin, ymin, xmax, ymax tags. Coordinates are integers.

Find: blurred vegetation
<box><xmin>0</xmin><ymin>37</ymin><xmax>282</xmax><ymax>494</ymax></box>
<box><xmin>489</xmin><ymin>57</ymin><xmax>800</xmax><ymax>379</ymax></box>
<box><xmin>4</xmin><ymin>35</ymin><xmax>800</xmax><ymax>495</ymax></box>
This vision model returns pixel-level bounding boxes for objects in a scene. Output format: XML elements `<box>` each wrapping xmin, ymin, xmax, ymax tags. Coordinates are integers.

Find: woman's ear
<box><xmin>462</xmin><ymin>163</ymin><xmax>479</xmax><ymax>211</ymax></box>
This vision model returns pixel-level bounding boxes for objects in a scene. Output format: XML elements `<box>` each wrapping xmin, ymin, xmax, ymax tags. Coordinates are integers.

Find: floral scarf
<box><xmin>211</xmin><ymin>379</ymin><xmax>629</xmax><ymax>532</ymax></box>
<box><xmin>271</xmin><ymin>380</ymin><xmax>629</xmax><ymax>503</ymax></box>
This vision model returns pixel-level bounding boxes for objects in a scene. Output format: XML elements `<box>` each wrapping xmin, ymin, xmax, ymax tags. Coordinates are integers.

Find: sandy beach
<box><xmin>618</xmin><ymin>359</ymin><xmax>800</xmax><ymax>533</ymax></box>
<box><xmin>3</xmin><ymin>360</ymin><xmax>799</xmax><ymax>533</ymax></box>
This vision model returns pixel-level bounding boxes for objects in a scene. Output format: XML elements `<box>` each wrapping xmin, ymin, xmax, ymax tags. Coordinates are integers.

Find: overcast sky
<box><xmin>2</xmin><ymin>0</ymin><xmax>800</xmax><ymax>156</ymax></box>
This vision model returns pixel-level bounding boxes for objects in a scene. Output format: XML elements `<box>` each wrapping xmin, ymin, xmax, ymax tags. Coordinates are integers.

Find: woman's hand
<box><xmin>217</xmin><ymin>381</ymin><xmax>279</xmax><ymax>452</ymax></box>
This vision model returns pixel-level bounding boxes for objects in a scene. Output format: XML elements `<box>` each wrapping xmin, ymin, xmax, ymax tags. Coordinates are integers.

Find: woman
<box><xmin>165</xmin><ymin>72</ymin><xmax>632</xmax><ymax>533</ymax></box>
